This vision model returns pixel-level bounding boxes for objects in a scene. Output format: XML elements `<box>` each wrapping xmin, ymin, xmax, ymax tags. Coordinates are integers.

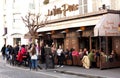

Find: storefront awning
<box><xmin>37</xmin><ymin>16</ymin><xmax>101</xmax><ymax>32</ymax></box>
<box><xmin>94</xmin><ymin>14</ymin><xmax>120</xmax><ymax>36</ymax></box>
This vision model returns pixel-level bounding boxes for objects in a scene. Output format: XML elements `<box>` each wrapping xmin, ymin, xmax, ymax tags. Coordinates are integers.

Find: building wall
<box><xmin>110</xmin><ymin>0</ymin><xmax>120</xmax><ymax>10</ymax></box>
<box><xmin>40</xmin><ymin>0</ymin><xmax>120</xmax><ymax>20</ymax></box>
<box><xmin>40</xmin><ymin>0</ymin><xmax>79</xmax><ymax>20</ymax></box>
<box><xmin>64</xmin><ymin>32</ymin><xmax>79</xmax><ymax>51</ymax></box>
<box><xmin>0</xmin><ymin>0</ymin><xmax>4</xmax><ymax>49</ymax></box>
<box><xmin>1</xmin><ymin>0</ymin><xmax>34</xmax><ymax>46</ymax></box>
<box><xmin>0</xmin><ymin>0</ymin><xmax>120</xmax><ymax>48</ymax></box>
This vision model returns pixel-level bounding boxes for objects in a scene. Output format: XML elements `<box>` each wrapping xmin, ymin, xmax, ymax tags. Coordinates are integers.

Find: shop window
<box><xmin>92</xmin><ymin>37</ymin><xmax>99</xmax><ymax>50</ymax></box>
<box><xmin>101</xmin><ymin>37</ymin><xmax>106</xmax><ymax>53</ymax></box>
<box><xmin>100</xmin><ymin>37</ymin><xmax>112</xmax><ymax>55</ymax></box>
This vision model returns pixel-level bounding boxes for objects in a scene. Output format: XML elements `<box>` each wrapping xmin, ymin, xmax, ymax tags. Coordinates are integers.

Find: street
<box><xmin>0</xmin><ymin>57</ymin><xmax>86</xmax><ymax>78</ymax></box>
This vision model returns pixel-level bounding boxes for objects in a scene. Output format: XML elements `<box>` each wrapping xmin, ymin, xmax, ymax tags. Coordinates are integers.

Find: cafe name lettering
<box><xmin>47</xmin><ymin>4</ymin><xmax>79</xmax><ymax>16</ymax></box>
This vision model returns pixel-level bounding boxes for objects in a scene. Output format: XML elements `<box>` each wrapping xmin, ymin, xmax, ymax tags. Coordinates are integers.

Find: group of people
<box><xmin>1</xmin><ymin>43</ymin><xmax>39</xmax><ymax>70</ymax></box>
<box><xmin>40</xmin><ymin>44</ymin><xmax>101</xmax><ymax>69</ymax></box>
<box><xmin>41</xmin><ymin>44</ymin><xmax>65</xmax><ymax>69</ymax></box>
<box><xmin>1</xmin><ymin>43</ymin><xmax>118</xmax><ymax>70</ymax></box>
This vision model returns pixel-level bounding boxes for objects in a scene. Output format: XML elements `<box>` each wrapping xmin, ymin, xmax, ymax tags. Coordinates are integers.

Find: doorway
<box><xmin>79</xmin><ymin>37</ymin><xmax>89</xmax><ymax>50</ymax></box>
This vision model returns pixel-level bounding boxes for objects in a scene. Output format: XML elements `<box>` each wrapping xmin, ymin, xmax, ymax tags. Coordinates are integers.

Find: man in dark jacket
<box><xmin>1</xmin><ymin>44</ymin><xmax>6</xmax><ymax>60</ymax></box>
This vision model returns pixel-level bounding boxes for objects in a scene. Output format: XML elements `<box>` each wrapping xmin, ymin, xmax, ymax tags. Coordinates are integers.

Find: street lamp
<box><xmin>61</xmin><ymin>30</ymin><xmax>66</xmax><ymax>38</ymax></box>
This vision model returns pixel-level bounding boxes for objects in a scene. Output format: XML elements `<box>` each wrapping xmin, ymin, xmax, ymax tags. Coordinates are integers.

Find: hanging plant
<box><xmin>43</xmin><ymin>0</ymin><xmax>49</xmax><ymax>5</ymax></box>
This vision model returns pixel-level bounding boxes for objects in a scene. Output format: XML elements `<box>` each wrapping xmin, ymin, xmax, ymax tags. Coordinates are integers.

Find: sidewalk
<box><xmin>52</xmin><ymin>65</ymin><xmax>120</xmax><ymax>78</ymax></box>
<box><xmin>0</xmin><ymin>55</ymin><xmax>120</xmax><ymax>78</ymax></box>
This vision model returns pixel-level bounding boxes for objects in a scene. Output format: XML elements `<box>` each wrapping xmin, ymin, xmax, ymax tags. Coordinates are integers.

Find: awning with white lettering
<box><xmin>94</xmin><ymin>14</ymin><xmax>120</xmax><ymax>36</ymax></box>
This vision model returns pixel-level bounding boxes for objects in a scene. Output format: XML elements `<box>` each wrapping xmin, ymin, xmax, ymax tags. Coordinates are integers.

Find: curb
<box><xmin>54</xmin><ymin>70</ymin><xmax>106</xmax><ymax>78</ymax></box>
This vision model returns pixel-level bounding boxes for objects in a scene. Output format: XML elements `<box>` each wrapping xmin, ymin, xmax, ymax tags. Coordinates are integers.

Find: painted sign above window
<box><xmin>47</xmin><ymin>4</ymin><xmax>79</xmax><ymax>16</ymax></box>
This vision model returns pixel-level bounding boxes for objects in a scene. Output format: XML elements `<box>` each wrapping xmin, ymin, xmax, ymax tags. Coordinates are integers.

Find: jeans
<box><xmin>31</xmin><ymin>59</ymin><xmax>37</xmax><ymax>69</ymax></box>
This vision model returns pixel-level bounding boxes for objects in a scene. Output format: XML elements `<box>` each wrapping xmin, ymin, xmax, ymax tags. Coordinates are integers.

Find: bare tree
<box><xmin>22</xmin><ymin>12</ymin><xmax>48</xmax><ymax>43</ymax></box>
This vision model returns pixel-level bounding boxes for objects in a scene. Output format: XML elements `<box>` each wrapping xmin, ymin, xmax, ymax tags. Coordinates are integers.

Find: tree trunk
<box><xmin>31</xmin><ymin>36</ymin><xmax>36</xmax><ymax>44</ymax></box>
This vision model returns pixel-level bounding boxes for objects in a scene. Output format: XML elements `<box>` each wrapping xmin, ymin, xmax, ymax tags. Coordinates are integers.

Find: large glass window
<box><xmin>92</xmin><ymin>0</ymin><xmax>98</xmax><ymax>11</ymax></box>
<box><xmin>13</xmin><ymin>13</ymin><xmax>22</xmax><ymax>29</ymax></box>
<box><xmin>100</xmin><ymin>37</ymin><xmax>112</xmax><ymax>55</ymax></box>
<box><xmin>29</xmin><ymin>0</ymin><xmax>35</xmax><ymax>9</ymax></box>
<box><xmin>3</xmin><ymin>15</ymin><xmax>7</xmax><ymax>27</ymax></box>
<box><xmin>79</xmin><ymin>0</ymin><xmax>88</xmax><ymax>14</ymax></box>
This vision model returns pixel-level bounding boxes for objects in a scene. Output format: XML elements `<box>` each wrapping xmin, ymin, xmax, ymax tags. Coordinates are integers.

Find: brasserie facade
<box><xmin>37</xmin><ymin>0</ymin><xmax>120</xmax><ymax>69</ymax></box>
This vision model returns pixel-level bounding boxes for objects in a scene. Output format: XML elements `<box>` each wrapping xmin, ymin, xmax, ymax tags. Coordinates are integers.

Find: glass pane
<box><xmin>79</xmin><ymin>0</ymin><xmax>82</xmax><ymax>5</ymax></box>
<box><xmin>84</xmin><ymin>5</ymin><xmax>88</xmax><ymax>13</ymax></box>
<box><xmin>79</xmin><ymin>6</ymin><xmax>83</xmax><ymax>14</ymax></box>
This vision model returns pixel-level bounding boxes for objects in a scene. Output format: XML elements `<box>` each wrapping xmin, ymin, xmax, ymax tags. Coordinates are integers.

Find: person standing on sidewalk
<box><xmin>29</xmin><ymin>43</ymin><xmax>38</xmax><ymax>70</ymax></box>
<box><xmin>57</xmin><ymin>45</ymin><xmax>64</xmax><ymax>67</ymax></box>
<box><xmin>1</xmin><ymin>44</ymin><xmax>6</xmax><ymax>60</ymax></box>
<box><xmin>44</xmin><ymin>44</ymin><xmax>54</xmax><ymax>69</ymax></box>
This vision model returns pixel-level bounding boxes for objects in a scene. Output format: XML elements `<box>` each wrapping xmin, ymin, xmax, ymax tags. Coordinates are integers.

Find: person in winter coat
<box><xmin>1</xmin><ymin>44</ymin><xmax>6</xmax><ymax>60</ymax></box>
<box><xmin>17</xmin><ymin>50</ymin><xmax>23</xmax><ymax>65</ymax></box>
<box><xmin>44</xmin><ymin>44</ymin><xmax>54</xmax><ymax>69</ymax></box>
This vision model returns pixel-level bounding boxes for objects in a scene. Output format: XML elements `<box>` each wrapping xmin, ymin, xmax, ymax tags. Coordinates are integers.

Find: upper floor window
<box><xmin>29</xmin><ymin>0</ymin><xmax>35</xmax><ymax>9</ymax></box>
<box><xmin>13</xmin><ymin>13</ymin><xmax>22</xmax><ymax>28</ymax></box>
<box><xmin>4</xmin><ymin>0</ymin><xmax>6</xmax><ymax>4</ymax></box>
<box><xmin>3</xmin><ymin>15</ymin><xmax>7</xmax><ymax>26</ymax></box>
<box><xmin>79</xmin><ymin>0</ymin><xmax>88</xmax><ymax>14</ymax></box>
<box><xmin>3</xmin><ymin>0</ymin><xmax>6</xmax><ymax>10</ymax></box>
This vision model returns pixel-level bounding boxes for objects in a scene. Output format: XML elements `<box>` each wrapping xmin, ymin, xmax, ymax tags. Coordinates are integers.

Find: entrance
<box><xmin>13</xmin><ymin>38</ymin><xmax>21</xmax><ymax>45</ymax></box>
<box><xmin>79</xmin><ymin>37</ymin><xmax>89</xmax><ymax>50</ymax></box>
<box><xmin>56</xmin><ymin>38</ymin><xmax>64</xmax><ymax>48</ymax></box>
